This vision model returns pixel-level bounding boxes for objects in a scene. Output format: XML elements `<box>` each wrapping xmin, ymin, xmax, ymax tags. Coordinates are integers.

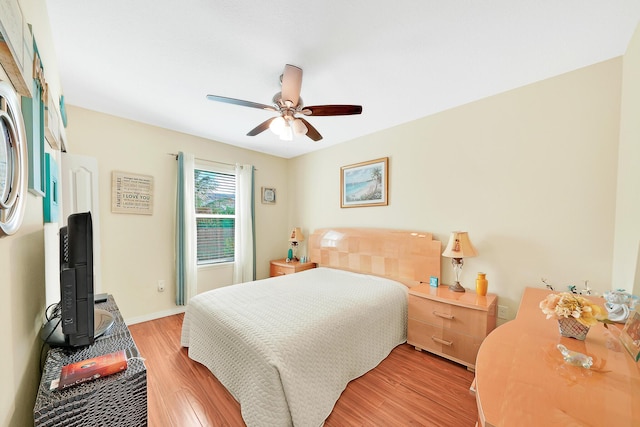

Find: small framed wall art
<box><xmin>261</xmin><ymin>187</ymin><xmax>276</xmax><ymax>204</ymax></box>
<box><xmin>340</xmin><ymin>157</ymin><xmax>388</xmax><ymax>208</ymax></box>
<box><xmin>111</xmin><ymin>171</ymin><xmax>154</xmax><ymax>215</ymax></box>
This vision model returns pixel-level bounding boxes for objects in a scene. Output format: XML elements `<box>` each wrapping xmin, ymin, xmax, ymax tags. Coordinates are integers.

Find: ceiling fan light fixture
<box><xmin>279</xmin><ymin>121</ymin><xmax>293</xmax><ymax>141</ymax></box>
<box><xmin>269</xmin><ymin>116</ymin><xmax>285</xmax><ymax>135</ymax></box>
<box><xmin>292</xmin><ymin>118</ymin><xmax>308</xmax><ymax>135</ymax></box>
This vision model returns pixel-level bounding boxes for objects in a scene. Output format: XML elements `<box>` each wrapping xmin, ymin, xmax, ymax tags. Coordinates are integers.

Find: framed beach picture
<box><xmin>340</xmin><ymin>157</ymin><xmax>388</xmax><ymax>208</ymax></box>
<box><xmin>620</xmin><ymin>311</ymin><xmax>640</xmax><ymax>362</ymax></box>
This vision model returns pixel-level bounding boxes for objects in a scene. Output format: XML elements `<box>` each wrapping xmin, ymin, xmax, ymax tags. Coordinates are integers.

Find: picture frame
<box><xmin>620</xmin><ymin>311</ymin><xmax>640</xmax><ymax>362</ymax></box>
<box><xmin>111</xmin><ymin>171</ymin><xmax>154</xmax><ymax>215</ymax></box>
<box><xmin>22</xmin><ymin>39</ymin><xmax>46</xmax><ymax>196</ymax></box>
<box><xmin>340</xmin><ymin>157</ymin><xmax>388</xmax><ymax>208</ymax></box>
<box><xmin>22</xmin><ymin>80</ymin><xmax>45</xmax><ymax>196</ymax></box>
<box><xmin>261</xmin><ymin>187</ymin><xmax>276</xmax><ymax>204</ymax></box>
<box><xmin>43</xmin><ymin>153</ymin><xmax>59</xmax><ymax>223</ymax></box>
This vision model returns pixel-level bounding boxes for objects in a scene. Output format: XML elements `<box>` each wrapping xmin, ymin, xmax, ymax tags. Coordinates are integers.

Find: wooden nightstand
<box><xmin>407</xmin><ymin>284</ymin><xmax>497</xmax><ymax>371</ymax></box>
<box><xmin>269</xmin><ymin>258</ymin><xmax>317</xmax><ymax>277</ymax></box>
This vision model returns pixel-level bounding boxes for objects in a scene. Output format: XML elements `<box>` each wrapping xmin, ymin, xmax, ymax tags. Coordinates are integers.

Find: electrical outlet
<box><xmin>157</xmin><ymin>280</ymin><xmax>165</xmax><ymax>292</ymax></box>
<box><xmin>497</xmin><ymin>305</ymin><xmax>508</xmax><ymax>319</ymax></box>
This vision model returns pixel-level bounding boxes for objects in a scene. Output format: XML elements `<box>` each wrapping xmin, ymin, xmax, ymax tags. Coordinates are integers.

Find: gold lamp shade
<box><xmin>442</xmin><ymin>231</ymin><xmax>478</xmax><ymax>258</ymax></box>
<box><xmin>289</xmin><ymin>227</ymin><xmax>304</xmax><ymax>243</ymax></box>
<box><xmin>442</xmin><ymin>231</ymin><xmax>478</xmax><ymax>292</ymax></box>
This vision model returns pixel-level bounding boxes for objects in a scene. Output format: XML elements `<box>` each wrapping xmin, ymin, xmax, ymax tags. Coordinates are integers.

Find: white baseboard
<box><xmin>124</xmin><ymin>306</ymin><xmax>186</xmax><ymax>325</ymax></box>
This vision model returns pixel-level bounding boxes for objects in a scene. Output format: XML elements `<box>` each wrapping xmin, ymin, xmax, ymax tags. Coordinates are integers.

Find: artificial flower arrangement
<box><xmin>539</xmin><ymin>292</ymin><xmax>609</xmax><ymax>327</ymax></box>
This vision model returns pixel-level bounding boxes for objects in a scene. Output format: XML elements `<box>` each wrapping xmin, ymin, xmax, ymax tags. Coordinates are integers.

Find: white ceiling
<box><xmin>46</xmin><ymin>1</ymin><xmax>640</xmax><ymax>159</ymax></box>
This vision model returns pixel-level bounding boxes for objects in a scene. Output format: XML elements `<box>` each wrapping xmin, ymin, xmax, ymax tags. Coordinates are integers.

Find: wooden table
<box><xmin>475</xmin><ymin>287</ymin><xmax>640</xmax><ymax>426</ymax></box>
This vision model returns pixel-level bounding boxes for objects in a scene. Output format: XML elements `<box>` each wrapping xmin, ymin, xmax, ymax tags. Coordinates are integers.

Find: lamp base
<box><xmin>448</xmin><ymin>281</ymin><xmax>466</xmax><ymax>292</ymax></box>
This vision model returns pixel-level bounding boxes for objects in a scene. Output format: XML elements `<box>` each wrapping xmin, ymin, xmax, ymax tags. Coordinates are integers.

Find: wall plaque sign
<box><xmin>111</xmin><ymin>171</ymin><xmax>154</xmax><ymax>215</ymax></box>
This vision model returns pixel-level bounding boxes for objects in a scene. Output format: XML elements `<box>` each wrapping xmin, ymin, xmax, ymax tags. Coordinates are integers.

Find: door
<box><xmin>61</xmin><ymin>152</ymin><xmax>102</xmax><ymax>292</ymax></box>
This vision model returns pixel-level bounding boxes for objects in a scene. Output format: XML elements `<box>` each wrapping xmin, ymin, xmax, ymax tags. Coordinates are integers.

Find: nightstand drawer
<box><xmin>408</xmin><ymin>295</ymin><xmax>489</xmax><ymax>337</ymax></box>
<box><xmin>407</xmin><ymin>318</ymin><xmax>483</xmax><ymax>366</ymax></box>
<box><xmin>270</xmin><ymin>264</ymin><xmax>293</xmax><ymax>276</ymax></box>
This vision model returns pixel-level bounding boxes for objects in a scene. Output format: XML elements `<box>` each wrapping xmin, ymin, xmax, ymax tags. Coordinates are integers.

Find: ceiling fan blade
<box><xmin>297</xmin><ymin>117</ymin><xmax>322</xmax><ymax>141</ymax></box>
<box><xmin>207</xmin><ymin>94</ymin><xmax>277</xmax><ymax>112</ymax></box>
<box><xmin>302</xmin><ymin>105</ymin><xmax>362</xmax><ymax>116</ymax></box>
<box><xmin>247</xmin><ymin>117</ymin><xmax>277</xmax><ymax>136</ymax></box>
<box><xmin>281</xmin><ymin>64</ymin><xmax>302</xmax><ymax>107</ymax></box>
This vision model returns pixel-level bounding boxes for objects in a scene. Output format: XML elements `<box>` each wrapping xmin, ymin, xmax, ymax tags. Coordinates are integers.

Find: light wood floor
<box><xmin>129</xmin><ymin>313</ymin><xmax>478</xmax><ymax>427</ymax></box>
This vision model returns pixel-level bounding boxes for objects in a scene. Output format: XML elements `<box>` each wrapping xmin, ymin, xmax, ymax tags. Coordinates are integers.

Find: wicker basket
<box><xmin>558</xmin><ymin>317</ymin><xmax>590</xmax><ymax>340</ymax></box>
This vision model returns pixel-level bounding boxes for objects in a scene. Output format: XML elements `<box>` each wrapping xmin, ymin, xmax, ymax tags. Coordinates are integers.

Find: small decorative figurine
<box><xmin>604</xmin><ymin>289</ymin><xmax>639</xmax><ymax>323</ymax></box>
<box><xmin>557</xmin><ymin>344</ymin><xmax>593</xmax><ymax>369</ymax></box>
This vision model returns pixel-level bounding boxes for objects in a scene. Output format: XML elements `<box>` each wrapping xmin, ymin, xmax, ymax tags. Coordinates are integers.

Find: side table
<box><xmin>33</xmin><ymin>295</ymin><xmax>147</xmax><ymax>427</ymax></box>
<box><xmin>269</xmin><ymin>258</ymin><xmax>317</xmax><ymax>277</ymax></box>
<box><xmin>407</xmin><ymin>284</ymin><xmax>497</xmax><ymax>370</ymax></box>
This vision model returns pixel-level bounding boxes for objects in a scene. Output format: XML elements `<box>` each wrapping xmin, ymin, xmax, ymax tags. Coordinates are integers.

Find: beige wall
<box><xmin>63</xmin><ymin>106</ymin><xmax>290</xmax><ymax>322</ymax></box>
<box><xmin>0</xmin><ymin>1</ymin><xmax>63</xmax><ymax>425</ymax></box>
<box><xmin>290</xmin><ymin>58</ymin><xmax>623</xmax><ymax>321</ymax></box>
<box><xmin>613</xmin><ymin>23</ymin><xmax>640</xmax><ymax>296</ymax></box>
<box><xmin>0</xmin><ymin>177</ymin><xmax>46</xmax><ymax>427</ymax></box>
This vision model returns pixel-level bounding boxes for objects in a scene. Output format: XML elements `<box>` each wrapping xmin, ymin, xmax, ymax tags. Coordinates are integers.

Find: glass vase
<box><xmin>558</xmin><ymin>317</ymin><xmax>590</xmax><ymax>340</ymax></box>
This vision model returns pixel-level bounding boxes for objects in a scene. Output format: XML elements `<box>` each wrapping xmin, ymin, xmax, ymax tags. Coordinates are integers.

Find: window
<box><xmin>194</xmin><ymin>166</ymin><xmax>236</xmax><ymax>265</ymax></box>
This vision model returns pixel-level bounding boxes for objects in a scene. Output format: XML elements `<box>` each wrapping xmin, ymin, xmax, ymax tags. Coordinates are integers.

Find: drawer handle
<box><xmin>432</xmin><ymin>310</ymin><xmax>454</xmax><ymax>320</ymax></box>
<box><xmin>431</xmin><ymin>336</ymin><xmax>453</xmax><ymax>346</ymax></box>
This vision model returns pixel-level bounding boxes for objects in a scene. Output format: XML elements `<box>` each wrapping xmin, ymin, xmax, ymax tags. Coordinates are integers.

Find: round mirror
<box><xmin>0</xmin><ymin>110</ymin><xmax>19</xmax><ymax>210</ymax></box>
<box><xmin>0</xmin><ymin>80</ymin><xmax>28</xmax><ymax>237</ymax></box>
<box><xmin>0</xmin><ymin>122</ymin><xmax>9</xmax><ymax>203</ymax></box>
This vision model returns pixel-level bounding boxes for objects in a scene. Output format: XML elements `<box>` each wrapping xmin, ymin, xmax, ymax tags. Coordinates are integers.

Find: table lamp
<box><xmin>289</xmin><ymin>227</ymin><xmax>304</xmax><ymax>261</ymax></box>
<box><xmin>442</xmin><ymin>231</ymin><xmax>478</xmax><ymax>292</ymax></box>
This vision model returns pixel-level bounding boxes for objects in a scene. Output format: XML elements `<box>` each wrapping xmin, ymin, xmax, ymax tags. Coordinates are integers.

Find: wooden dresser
<box><xmin>475</xmin><ymin>287</ymin><xmax>640</xmax><ymax>426</ymax></box>
<box><xmin>407</xmin><ymin>284</ymin><xmax>497</xmax><ymax>370</ymax></box>
<box><xmin>269</xmin><ymin>258</ymin><xmax>317</xmax><ymax>277</ymax></box>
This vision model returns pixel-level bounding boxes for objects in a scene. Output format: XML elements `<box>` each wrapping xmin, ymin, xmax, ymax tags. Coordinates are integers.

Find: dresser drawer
<box><xmin>407</xmin><ymin>318</ymin><xmax>483</xmax><ymax>367</ymax></box>
<box><xmin>408</xmin><ymin>294</ymin><xmax>490</xmax><ymax>337</ymax></box>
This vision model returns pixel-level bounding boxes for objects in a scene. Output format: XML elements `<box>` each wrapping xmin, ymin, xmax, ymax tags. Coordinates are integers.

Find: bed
<box><xmin>181</xmin><ymin>228</ymin><xmax>441</xmax><ymax>426</ymax></box>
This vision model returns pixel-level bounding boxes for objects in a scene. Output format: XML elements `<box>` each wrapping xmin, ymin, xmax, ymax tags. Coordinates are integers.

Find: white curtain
<box><xmin>176</xmin><ymin>152</ymin><xmax>198</xmax><ymax>305</ymax></box>
<box><xmin>233</xmin><ymin>164</ymin><xmax>255</xmax><ymax>284</ymax></box>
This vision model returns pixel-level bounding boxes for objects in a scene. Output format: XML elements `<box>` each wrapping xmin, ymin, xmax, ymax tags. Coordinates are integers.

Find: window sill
<box><xmin>198</xmin><ymin>262</ymin><xmax>234</xmax><ymax>270</ymax></box>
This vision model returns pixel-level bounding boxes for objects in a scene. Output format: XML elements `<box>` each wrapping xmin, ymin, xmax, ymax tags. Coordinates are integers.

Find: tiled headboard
<box><xmin>309</xmin><ymin>228</ymin><xmax>441</xmax><ymax>287</ymax></box>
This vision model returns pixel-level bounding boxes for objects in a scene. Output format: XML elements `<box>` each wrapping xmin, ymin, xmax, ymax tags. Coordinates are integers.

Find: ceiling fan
<box><xmin>206</xmin><ymin>64</ymin><xmax>362</xmax><ymax>142</ymax></box>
